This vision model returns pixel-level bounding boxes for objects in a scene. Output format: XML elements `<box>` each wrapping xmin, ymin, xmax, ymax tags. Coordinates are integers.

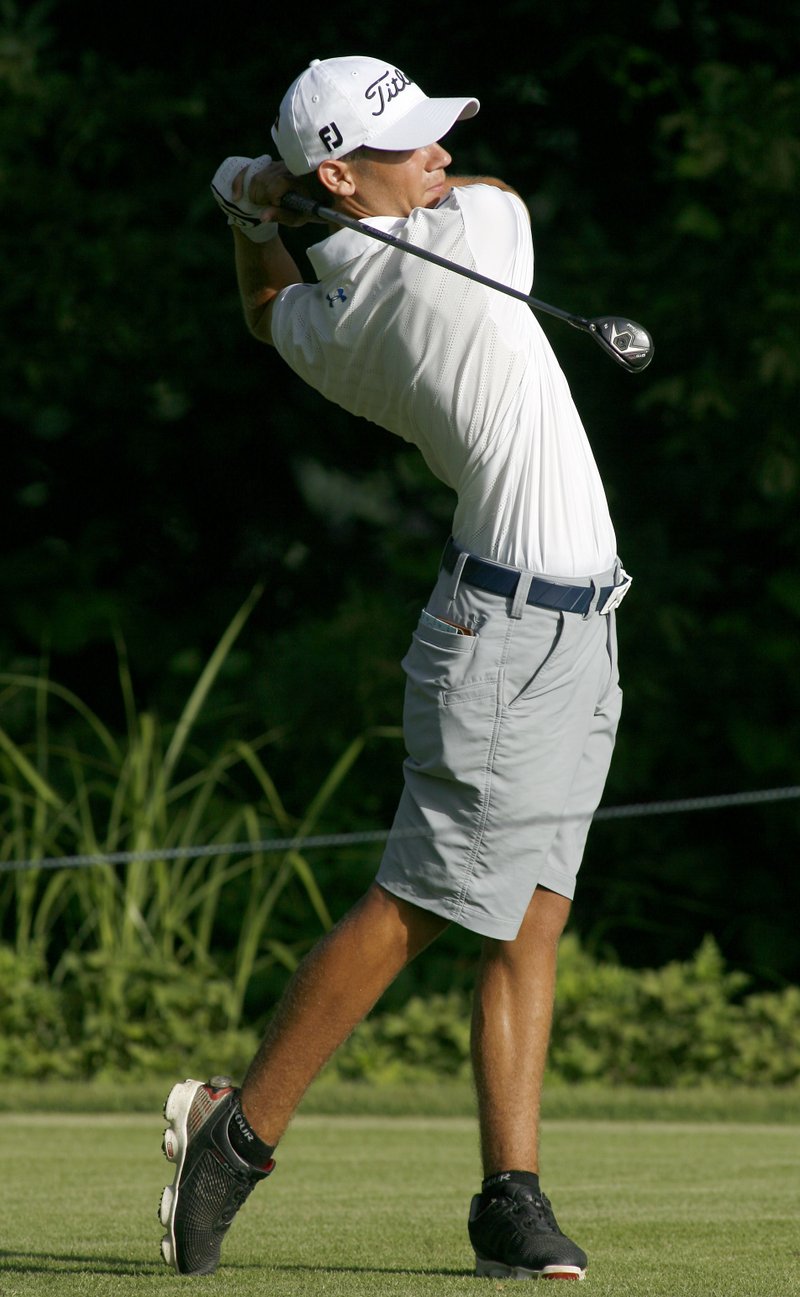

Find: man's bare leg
<box><xmin>470</xmin><ymin>884</ymin><xmax>571</xmax><ymax>1174</ymax></box>
<box><xmin>240</xmin><ymin>882</ymin><xmax>448</xmax><ymax>1145</ymax></box>
<box><xmin>467</xmin><ymin>887</ymin><xmax>587</xmax><ymax>1279</ymax></box>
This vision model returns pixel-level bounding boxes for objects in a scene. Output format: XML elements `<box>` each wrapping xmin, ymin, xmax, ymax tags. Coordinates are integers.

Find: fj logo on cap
<box><xmin>319</xmin><ymin>121</ymin><xmax>343</xmax><ymax>152</ymax></box>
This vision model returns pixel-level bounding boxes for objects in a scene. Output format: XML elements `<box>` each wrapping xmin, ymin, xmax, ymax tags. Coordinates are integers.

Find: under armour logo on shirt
<box><xmin>326</xmin><ymin>288</ymin><xmax>348</xmax><ymax>308</ymax></box>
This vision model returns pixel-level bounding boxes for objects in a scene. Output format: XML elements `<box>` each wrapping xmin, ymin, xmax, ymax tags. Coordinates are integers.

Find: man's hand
<box><xmin>242</xmin><ymin>158</ymin><xmax>328</xmax><ymax>226</ymax></box>
<box><xmin>211</xmin><ymin>155</ymin><xmax>280</xmax><ymax>241</ymax></box>
<box><xmin>211</xmin><ymin>155</ymin><xmax>324</xmax><ymax>236</ymax></box>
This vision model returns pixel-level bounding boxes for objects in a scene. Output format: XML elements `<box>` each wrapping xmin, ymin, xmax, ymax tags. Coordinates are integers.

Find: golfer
<box><xmin>159</xmin><ymin>53</ymin><xmax>630</xmax><ymax>1281</ymax></box>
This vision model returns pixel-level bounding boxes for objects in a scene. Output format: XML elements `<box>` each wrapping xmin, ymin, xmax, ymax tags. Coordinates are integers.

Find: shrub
<box><xmin>56</xmin><ymin>949</ymin><xmax>260</xmax><ymax>1080</ymax></box>
<box><xmin>734</xmin><ymin>986</ymin><xmax>800</xmax><ymax>1084</ymax></box>
<box><xmin>0</xmin><ymin>944</ymin><xmax>78</xmax><ymax>1078</ymax></box>
<box><xmin>334</xmin><ymin>993</ymin><xmax>472</xmax><ymax>1083</ymax></box>
<box><xmin>550</xmin><ymin>933</ymin><xmax>753</xmax><ymax>1086</ymax></box>
<box><xmin>3</xmin><ymin>932</ymin><xmax>800</xmax><ymax>1085</ymax></box>
<box><xmin>333</xmin><ymin>934</ymin><xmax>800</xmax><ymax>1088</ymax></box>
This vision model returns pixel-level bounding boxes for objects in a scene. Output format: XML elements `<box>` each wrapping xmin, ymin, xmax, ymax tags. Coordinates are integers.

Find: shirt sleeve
<box><xmin>270</xmin><ymin>281</ymin><xmax>320</xmax><ymax>383</ymax></box>
<box><xmin>437</xmin><ymin>185</ymin><xmax>534</xmax><ymax>347</ymax></box>
<box><xmin>452</xmin><ymin>185</ymin><xmax>534</xmax><ymax>295</ymax></box>
<box><xmin>271</xmin><ymin>281</ymin><xmax>303</xmax><ymax>349</ymax></box>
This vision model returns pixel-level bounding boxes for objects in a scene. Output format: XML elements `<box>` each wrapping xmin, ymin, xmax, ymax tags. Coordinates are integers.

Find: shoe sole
<box><xmin>476</xmin><ymin>1256</ymin><xmax>586</xmax><ymax>1281</ymax></box>
<box><xmin>158</xmin><ymin>1078</ymin><xmax>205</xmax><ymax>1273</ymax></box>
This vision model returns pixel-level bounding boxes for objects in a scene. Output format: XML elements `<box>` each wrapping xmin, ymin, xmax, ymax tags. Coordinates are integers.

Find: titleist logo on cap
<box><xmin>364</xmin><ymin>68</ymin><xmax>413</xmax><ymax>119</ymax></box>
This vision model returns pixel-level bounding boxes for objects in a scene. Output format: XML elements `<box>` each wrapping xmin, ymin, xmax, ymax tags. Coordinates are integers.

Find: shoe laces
<box><xmin>218</xmin><ymin>1178</ymin><xmax>256</xmax><ymax>1226</ymax></box>
<box><xmin>499</xmin><ymin>1187</ymin><xmax>561</xmax><ymax>1235</ymax></box>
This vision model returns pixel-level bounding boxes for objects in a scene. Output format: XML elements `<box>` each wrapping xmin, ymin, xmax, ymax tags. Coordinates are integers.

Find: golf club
<box><xmin>280</xmin><ymin>192</ymin><xmax>654</xmax><ymax>373</ymax></box>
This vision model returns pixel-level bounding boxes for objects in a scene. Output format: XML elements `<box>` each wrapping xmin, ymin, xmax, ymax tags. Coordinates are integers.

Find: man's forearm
<box><xmin>233</xmin><ymin>228</ymin><xmax>303</xmax><ymax>345</ymax></box>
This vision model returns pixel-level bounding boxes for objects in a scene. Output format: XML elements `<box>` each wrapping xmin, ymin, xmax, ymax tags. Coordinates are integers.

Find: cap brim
<box><xmin>366</xmin><ymin>96</ymin><xmax>479</xmax><ymax>151</ymax></box>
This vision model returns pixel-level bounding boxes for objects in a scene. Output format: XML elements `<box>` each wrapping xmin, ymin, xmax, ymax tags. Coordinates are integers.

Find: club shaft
<box><xmin>281</xmin><ymin>193</ymin><xmax>589</xmax><ymax>332</ymax></box>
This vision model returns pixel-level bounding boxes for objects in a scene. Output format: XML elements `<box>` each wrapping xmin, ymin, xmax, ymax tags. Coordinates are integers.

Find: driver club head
<box><xmin>589</xmin><ymin>317</ymin><xmax>654</xmax><ymax>371</ymax></box>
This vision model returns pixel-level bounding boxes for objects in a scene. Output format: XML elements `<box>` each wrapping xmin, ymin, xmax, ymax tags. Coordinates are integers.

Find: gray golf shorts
<box><xmin>376</xmin><ymin>557</ymin><xmax>624</xmax><ymax>940</ymax></box>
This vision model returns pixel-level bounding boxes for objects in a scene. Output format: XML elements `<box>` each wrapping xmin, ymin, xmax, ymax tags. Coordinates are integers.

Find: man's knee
<box><xmin>352</xmin><ymin>881</ymin><xmax>449</xmax><ymax>959</ymax></box>
<box><xmin>488</xmin><ymin>885</ymin><xmax>570</xmax><ymax>957</ymax></box>
<box><xmin>524</xmin><ymin>885</ymin><xmax>571</xmax><ymax>940</ymax></box>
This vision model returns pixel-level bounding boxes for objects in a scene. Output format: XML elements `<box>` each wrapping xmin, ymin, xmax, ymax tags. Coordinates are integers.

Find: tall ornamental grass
<box><xmin>0</xmin><ymin>586</ymin><xmax>401</xmax><ymax>1076</ymax></box>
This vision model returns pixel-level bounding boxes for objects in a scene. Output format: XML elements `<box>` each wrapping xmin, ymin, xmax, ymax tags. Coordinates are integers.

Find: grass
<box><xmin>7</xmin><ymin>1075</ymin><xmax>800</xmax><ymax>1123</ymax></box>
<box><xmin>1</xmin><ymin>1109</ymin><xmax>799</xmax><ymax>1296</ymax></box>
<box><xmin>0</xmin><ymin>586</ymin><xmax>398</xmax><ymax>979</ymax></box>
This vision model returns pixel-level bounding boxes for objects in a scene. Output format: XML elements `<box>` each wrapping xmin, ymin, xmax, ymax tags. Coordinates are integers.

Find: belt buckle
<box><xmin>599</xmin><ymin>569</ymin><xmax>632</xmax><ymax>615</ymax></box>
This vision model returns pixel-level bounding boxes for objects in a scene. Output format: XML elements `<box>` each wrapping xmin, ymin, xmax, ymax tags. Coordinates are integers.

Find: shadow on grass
<box><xmin>0</xmin><ymin>1251</ymin><xmax>164</xmax><ymax>1276</ymax></box>
<box><xmin>268</xmin><ymin>1264</ymin><xmax>473</xmax><ymax>1278</ymax></box>
<box><xmin>0</xmin><ymin>1251</ymin><xmax>472</xmax><ymax>1280</ymax></box>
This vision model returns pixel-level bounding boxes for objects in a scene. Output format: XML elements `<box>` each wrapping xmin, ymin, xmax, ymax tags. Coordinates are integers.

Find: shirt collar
<box><xmin>306</xmin><ymin>215</ymin><xmax>406</xmax><ymax>282</ymax></box>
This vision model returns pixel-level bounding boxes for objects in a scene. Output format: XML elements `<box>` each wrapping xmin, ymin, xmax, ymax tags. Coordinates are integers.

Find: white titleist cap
<box><xmin>272</xmin><ymin>55</ymin><xmax>479</xmax><ymax>176</ymax></box>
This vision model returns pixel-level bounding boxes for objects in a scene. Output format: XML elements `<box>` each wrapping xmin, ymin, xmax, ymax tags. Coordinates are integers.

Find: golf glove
<box><xmin>210</xmin><ymin>155</ymin><xmax>279</xmax><ymax>242</ymax></box>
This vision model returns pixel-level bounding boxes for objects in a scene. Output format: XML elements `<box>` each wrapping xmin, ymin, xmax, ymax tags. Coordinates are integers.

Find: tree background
<box><xmin>3</xmin><ymin>0</ymin><xmax>799</xmax><ymax>989</ymax></box>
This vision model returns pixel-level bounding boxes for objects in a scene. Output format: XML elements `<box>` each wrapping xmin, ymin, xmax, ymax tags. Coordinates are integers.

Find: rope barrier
<box><xmin>1</xmin><ymin>784</ymin><xmax>797</xmax><ymax>875</ymax></box>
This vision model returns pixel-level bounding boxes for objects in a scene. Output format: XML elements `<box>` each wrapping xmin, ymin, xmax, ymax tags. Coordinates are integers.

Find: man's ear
<box><xmin>317</xmin><ymin>158</ymin><xmax>355</xmax><ymax>197</ymax></box>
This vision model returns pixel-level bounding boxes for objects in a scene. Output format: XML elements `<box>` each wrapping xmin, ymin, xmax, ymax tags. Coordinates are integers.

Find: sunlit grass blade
<box><xmin>154</xmin><ymin>583</ymin><xmax>264</xmax><ymax>802</ymax></box>
<box><xmin>0</xmin><ymin>674</ymin><xmax>122</xmax><ymax>763</ymax></box>
<box><xmin>0</xmin><ymin>725</ymin><xmax>66</xmax><ymax>811</ymax></box>
<box><xmin>0</xmin><ymin>610</ymin><xmax>408</xmax><ymax>1068</ymax></box>
<box><xmin>230</xmin><ymin>740</ymin><xmax>295</xmax><ymax>834</ymax></box>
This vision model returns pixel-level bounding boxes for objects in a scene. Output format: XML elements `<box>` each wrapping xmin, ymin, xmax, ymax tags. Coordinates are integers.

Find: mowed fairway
<box><xmin>1</xmin><ymin>1112</ymin><xmax>799</xmax><ymax>1296</ymax></box>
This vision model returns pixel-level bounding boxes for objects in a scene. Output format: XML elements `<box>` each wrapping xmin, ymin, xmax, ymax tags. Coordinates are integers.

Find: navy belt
<box><xmin>441</xmin><ymin>537</ymin><xmax>615</xmax><ymax>615</ymax></box>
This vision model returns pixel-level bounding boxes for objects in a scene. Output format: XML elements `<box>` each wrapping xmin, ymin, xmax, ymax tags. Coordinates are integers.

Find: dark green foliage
<box><xmin>4</xmin><ymin>934</ymin><xmax>800</xmax><ymax>1085</ymax></box>
<box><xmin>56</xmin><ymin>948</ymin><xmax>259</xmax><ymax>1080</ymax></box>
<box><xmin>334</xmin><ymin>993</ymin><xmax>472</xmax><ymax>1084</ymax></box>
<box><xmin>549</xmin><ymin>934</ymin><xmax>800</xmax><ymax>1086</ymax></box>
<box><xmin>0</xmin><ymin>944</ymin><xmax>74</xmax><ymax>1077</ymax></box>
<box><xmin>0</xmin><ymin>943</ymin><xmax>257</xmax><ymax>1079</ymax></box>
<box><xmin>334</xmin><ymin>933</ymin><xmax>800</xmax><ymax>1087</ymax></box>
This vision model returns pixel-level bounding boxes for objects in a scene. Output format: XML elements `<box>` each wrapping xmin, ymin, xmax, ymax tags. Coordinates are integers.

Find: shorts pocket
<box><xmin>401</xmin><ymin>617</ymin><xmax>479</xmax><ymax>681</ymax></box>
<box><xmin>401</xmin><ymin>613</ymin><xmax>499</xmax><ymax>784</ymax></box>
<box><xmin>503</xmin><ymin>609</ymin><xmax>568</xmax><ymax>707</ymax></box>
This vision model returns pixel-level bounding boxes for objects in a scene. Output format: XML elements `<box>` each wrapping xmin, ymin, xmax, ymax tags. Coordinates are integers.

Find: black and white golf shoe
<box><xmin>468</xmin><ymin>1182</ymin><xmax>587</xmax><ymax>1281</ymax></box>
<box><xmin>158</xmin><ymin>1076</ymin><xmax>274</xmax><ymax>1275</ymax></box>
